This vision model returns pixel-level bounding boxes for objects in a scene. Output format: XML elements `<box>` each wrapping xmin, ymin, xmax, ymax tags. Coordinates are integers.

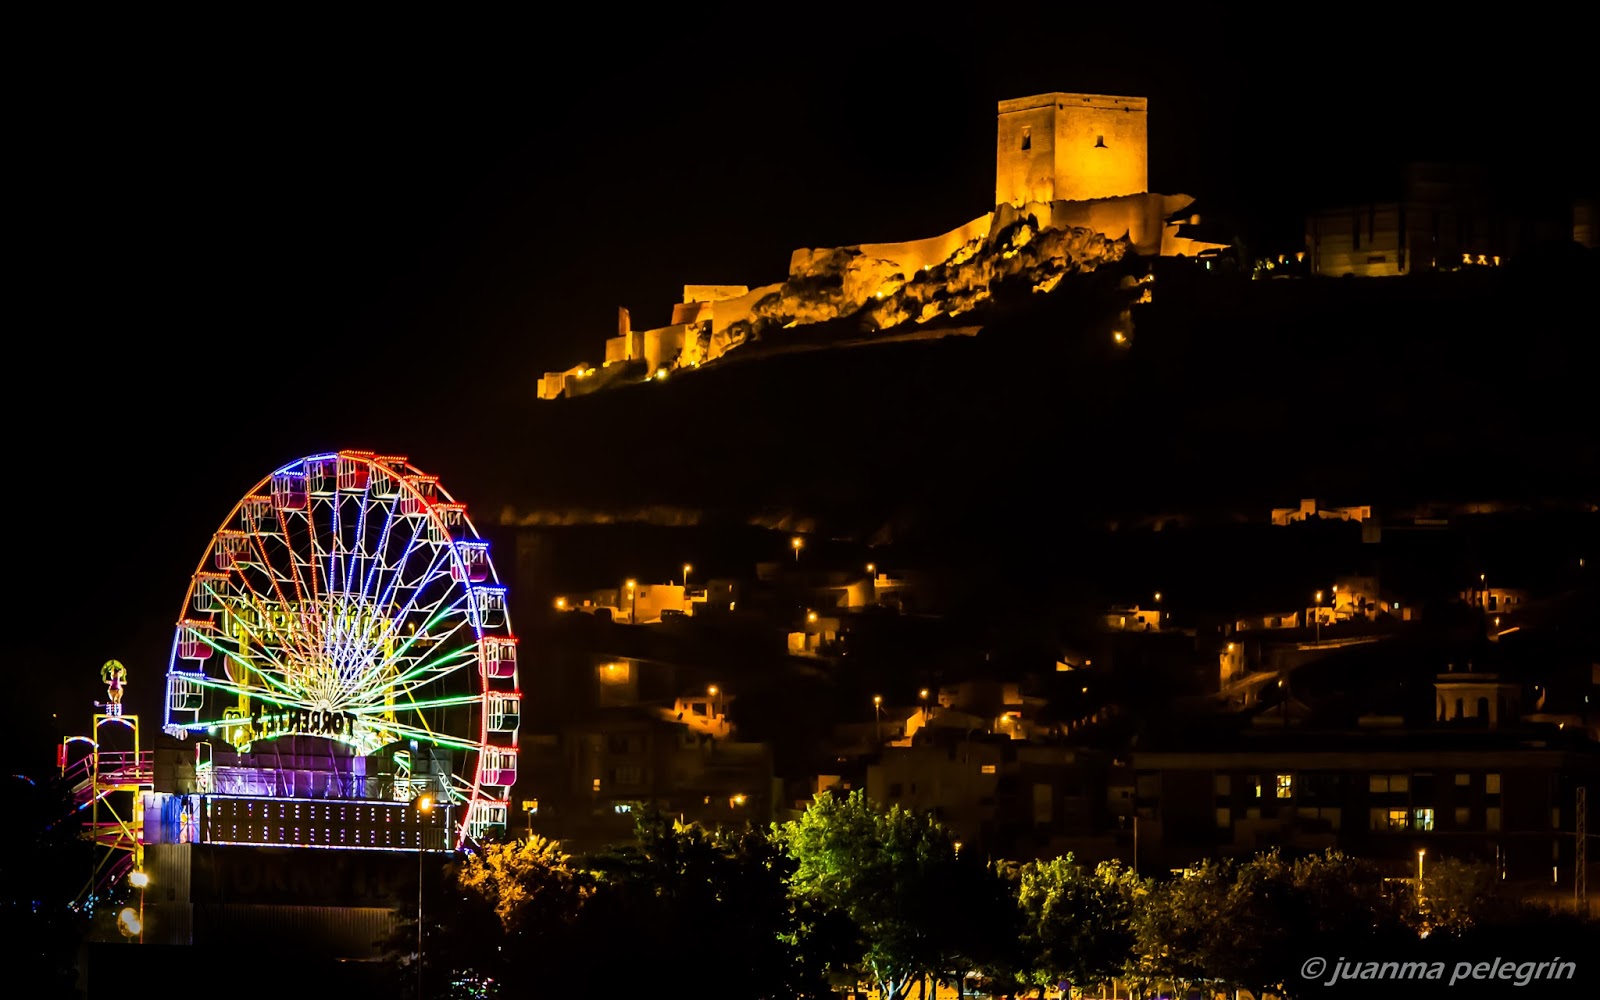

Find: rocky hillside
<box><xmin>479</xmin><ymin>248</ymin><xmax>1596</xmax><ymax>555</ymax></box>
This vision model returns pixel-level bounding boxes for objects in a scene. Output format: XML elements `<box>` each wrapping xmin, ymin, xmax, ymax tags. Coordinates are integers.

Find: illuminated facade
<box><xmin>1270</xmin><ymin>498</ymin><xmax>1372</xmax><ymax>526</ymax></box>
<box><xmin>995</xmin><ymin>92</ymin><xmax>1149</xmax><ymax>206</ymax></box>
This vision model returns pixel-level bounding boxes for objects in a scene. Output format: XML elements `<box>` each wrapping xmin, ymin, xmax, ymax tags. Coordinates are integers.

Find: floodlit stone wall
<box><xmin>997</xmin><ymin>93</ymin><xmax>1148</xmax><ymax>207</ymax></box>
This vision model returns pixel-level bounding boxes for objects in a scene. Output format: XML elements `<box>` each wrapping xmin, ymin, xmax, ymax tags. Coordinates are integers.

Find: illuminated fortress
<box><xmin>539</xmin><ymin>92</ymin><xmax>1226</xmax><ymax>399</ymax></box>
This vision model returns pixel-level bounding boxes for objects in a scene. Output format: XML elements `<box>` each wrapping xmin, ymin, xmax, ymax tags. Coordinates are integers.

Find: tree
<box><xmin>1413</xmin><ymin>855</ymin><xmax>1510</xmax><ymax>935</ymax></box>
<box><xmin>1012</xmin><ymin>855</ymin><xmax>1145</xmax><ymax>996</ymax></box>
<box><xmin>776</xmin><ymin>789</ymin><xmax>968</xmax><ymax>1000</ymax></box>
<box><xmin>580</xmin><ymin>812</ymin><xmax>834</xmax><ymax>1000</ymax></box>
<box><xmin>384</xmin><ymin>834</ymin><xmax>591</xmax><ymax>998</ymax></box>
<box><xmin>1128</xmin><ymin>857</ymin><xmax>1240</xmax><ymax>995</ymax></box>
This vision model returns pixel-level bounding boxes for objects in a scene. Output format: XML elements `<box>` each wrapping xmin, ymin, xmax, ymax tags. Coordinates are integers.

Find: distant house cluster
<box><xmin>1304</xmin><ymin>164</ymin><xmax>1594</xmax><ymax>278</ymax></box>
<box><xmin>514</xmin><ymin>497</ymin><xmax>1597</xmax><ymax>916</ymax></box>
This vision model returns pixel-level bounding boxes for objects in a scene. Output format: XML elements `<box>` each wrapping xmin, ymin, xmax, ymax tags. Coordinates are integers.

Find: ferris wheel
<box><xmin>162</xmin><ymin>450</ymin><xmax>520</xmax><ymax>847</ymax></box>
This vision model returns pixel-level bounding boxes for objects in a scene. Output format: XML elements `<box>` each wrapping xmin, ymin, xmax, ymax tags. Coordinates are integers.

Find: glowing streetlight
<box><xmin>806</xmin><ymin>610</ymin><xmax>818</xmax><ymax>624</ymax></box>
<box><xmin>873</xmin><ymin>695</ymin><xmax>883</xmax><ymax>744</ymax></box>
<box><xmin>709</xmin><ymin>684</ymin><xmax>720</xmax><ymax>718</ymax></box>
<box><xmin>682</xmin><ymin>563</ymin><xmax>692</xmax><ymax>588</ymax></box>
<box><xmin>1314</xmin><ymin>590</ymin><xmax>1324</xmax><ymax>644</ymax></box>
<box><xmin>554</xmin><ymin>596</ymin><xmax>567</xmax><ymax>611</ymax></box>
<box><xmin>866</xmin><ymin>562</ymin><xmax>876</xmax><ymax>575</ymax></box>
<box><xmin>1417</xmin><ymin>848</ymin><xmax>1427</xmax><ymax>909</ymax></box>
<box><xmin>127</xmin><ymin>869</ymin><xmax>150</xmax><ymax>943</ymax></box>
<box><xmin>791</xmin><ymin>536</ymin><xmax>804</xmax><ymax>561</ymax></box>
<box><xmin>626</xmin><ymin>579</ymin><xmax>637</xmax><ymax>623</ymax></box>
<box><xmin>415</xmin><ymin>793</ymin><xmax>435</xmax><ymax>999</ymax></box>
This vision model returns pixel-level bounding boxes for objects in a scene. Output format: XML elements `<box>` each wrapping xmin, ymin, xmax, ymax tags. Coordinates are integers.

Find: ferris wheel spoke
<box><xmin>359</xmin><ymin>549</ymin><xmax>454</xmax><ymax>670</ymax></box>
<box><xmin>210</xmin><ymin>603</ymin><xmax>296</xmax><ymax>684</ymax></box>
<box><xmin>366</xmin><ymin>643</ymin><xmax>479</xmax><ymax>706</ymax></box>
<box><xmin>367</xmin><ymin>715</ymin><xmax>482</xmax><ymax>754</ymax></box>
<box><xmin>178</xmin><ymin>644</ymin><xmax>308</xmax><ymax>708</ymax></box>
<box><xmin>356</xmin><ymin>489</ymin><xmax>402</xmax><ymax>611</ymax></box>
<box><xmin>348</xmin><ymin>691</ymin><xmax>484</xmax><ymax>713</ymax></box>
<box><xmin>339</xmin><ymin>599</ymin><xmax>474</xmax><ymax>704</ymax></box>
<box><xmin>361</xmin><ymin>512</ymin><xmax>436</xmax><ymax>646</ymax></box>
<box><xmin>244</xmin><ymin>531</ymin><xmax>314</xmax><ymax>661</ymax></box>
<box><xmin>374</xmin><ymin>511</ymin><xmax>446</xmax><ymax>621</ymax></box>
<box><xmin>219</xmin><ymin>566</ymin><xmax>314</xmax><ymax>673</ymax></box>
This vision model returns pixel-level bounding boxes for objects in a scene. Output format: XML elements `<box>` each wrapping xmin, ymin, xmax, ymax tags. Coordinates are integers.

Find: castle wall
<box><xmin>683</xmin><ymin>284</ymin><xmax>749</xmax><ymax>303</ymax></box>
<box><xmin>1045</xmin><ymin>192</ymin><xmax>1203</xmax><ymax>257</ymax></box>
<box><xmin>996</xmin><ymin>96</ymin><xmax>1060</xmax><ymax>207</ymax></box>
<box><xmin>642</xmin><ymin>323</ymin><xmax>691</xmax><ymax>372</ymax></box>
<box><xmin>997</xmin><ymin>93</ymin><xmax>1148</xmax><ymax>208</ymax></box>
<box><xmin>1053</xmin><ymin>94</ymin><xmax>1147</xmax><ymax>202</ymax></box>
<box><xmin>708</xmin><ymin>282</ymin><xmax>784</xmax><ymax>358</ymax></box>
<box><xmin>788</xmin><ymin>212</ymin><xmax>996</xmax><ymax>282</ymax></box>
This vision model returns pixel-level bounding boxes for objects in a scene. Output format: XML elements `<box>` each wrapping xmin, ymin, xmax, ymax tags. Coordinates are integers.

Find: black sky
<box><xmin>9</xmin><ymin>17</ymin><xmax>1593</xmax><ymax>760</ymax></box>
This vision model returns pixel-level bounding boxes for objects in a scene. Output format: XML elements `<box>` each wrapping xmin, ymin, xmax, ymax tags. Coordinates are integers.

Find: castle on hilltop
<box><xmin>538</xmin><ymin>92</ymin><xmax>1226</xmax><ymax>400</ymax></box>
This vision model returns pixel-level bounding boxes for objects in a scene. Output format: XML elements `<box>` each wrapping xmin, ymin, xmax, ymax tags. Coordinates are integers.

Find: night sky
<box><xmin>10</xmin><ymin>19</ymin><xmax>1591</xmax><ymax>763</ymax></box>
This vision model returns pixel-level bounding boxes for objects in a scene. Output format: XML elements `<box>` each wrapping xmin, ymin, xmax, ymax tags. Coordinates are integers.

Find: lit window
<box><xmin>1020</xmin><ymin>127</ymin><xmax>1031</xmax><ymax>151</ymax></box>
<box><xmin>980</xmin><ymin>764</ymin><xmax>997</xmax><ymax>774</ymax></box>
<box><xmin>1414</xmin><ymin>808</ymin><xmax>1435</xmax><ymax>831</ymax></box>
<box><xmin>591</xmin><ymin>778</ymin><xmax>601</xmax><ymax>792</ymax></box>
<box><xmin>1387</xmin><ymin>809</ymin><xmax>1409</xmax><ymax>831</ymax></box>
<box><xmin>1486</xmin><ymin>773</ymin><xmax>1501</xmax><ymax>795</ymax></box>
<box><xmin>1275</xmin><ymin>774</ymin><xmax>1293</xmax><ymax>799</ymax></box>
<box><xmin>1251</xmin><ymin>776</ymin><xmax>1262</xmax><ymax>798</ymax></box>
<box><xmin>1455</xmin><ymin>773</ymin><xmax>1471</xmax><ymax>787</ymax></box>
<box><xmin>1453</xmin><ymin>807</ymin><xmax>1469</xmax><ymax>825</ymax></box>
<box><xmin>1216</xmin><ymin>807</ymin><xmax>1232</xmax><ymax>828</ymax></box>
<box><xmin>613</xmin><ymin>803</ymin><xmax>632</xmax><ymax>814</ymax></box>
<box><xmin>1486</xmin><ymin>806</ymin><xmax>1502</xmax><ymax>831</ymax></box>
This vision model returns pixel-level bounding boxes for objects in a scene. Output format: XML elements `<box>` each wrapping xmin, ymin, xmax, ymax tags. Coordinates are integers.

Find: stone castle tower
<box><xmin>995</xmin><ymin>93</ymin><xmax>1148</xmax><ymax>207</ymax></box>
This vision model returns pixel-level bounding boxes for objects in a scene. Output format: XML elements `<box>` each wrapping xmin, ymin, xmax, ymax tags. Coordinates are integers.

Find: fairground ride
<box><xmin>157</xmin><ymin>450</ymin><xmax>522</xmax><ymax>851</ymax></box>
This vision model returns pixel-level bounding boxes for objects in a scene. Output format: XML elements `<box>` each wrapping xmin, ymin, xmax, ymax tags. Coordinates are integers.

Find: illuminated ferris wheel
<box><xmin>162</xmin><ymin>451</ymin><xmax>520</xmax><ymax>847</ymax></box>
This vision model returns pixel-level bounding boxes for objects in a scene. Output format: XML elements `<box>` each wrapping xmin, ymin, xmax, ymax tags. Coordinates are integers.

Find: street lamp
<box><xmin>128</xmin><ymin>869</ymin><xmax>150</xmax><ymax>943</ymax></box>
<box><xmin>415</xmin><ymin>793</ymin><xmax>434</xmax><ymax>1000</ymax></box>
<box><xmin>1417</xmin><ymin>848</ymin><xmax>1427</xmax><ymax>910</ymax></box>
<box><xmin>791</xmin><ymin>536</ymin><xmax>803</xmax><ymax>561</ymax></box>
<box><xmin>709</xmin><ymin>684</ymin><xmax>720</xmax><ymax>719</ymax></box>
<box><xmin>873</xmin><ymin>695</ymin><xmax>883</xmax><ymax>744</ymax></box>
<box><xmin>1314</xmin><ymin>591</ymin><xmax>1324</xmax><ymax>644</ymax></box>
<box><xmin>866</xmin><ymin>562</ymin><xmax>876</xmax><ymax>575</ymax></box>
<box><xmin>626</xmin><ymin>579</ymin><xmax>637</xmax><ymax>623</ymax></box>
<box><xmin>919</xmin><ymin>688</ymin><xmax>930</xmax><ymax>719</ymax></box>
<box><xmin>682</xmin><ymin>563</ymin><xmax>692</xmax><ymax>589</ymax></box>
